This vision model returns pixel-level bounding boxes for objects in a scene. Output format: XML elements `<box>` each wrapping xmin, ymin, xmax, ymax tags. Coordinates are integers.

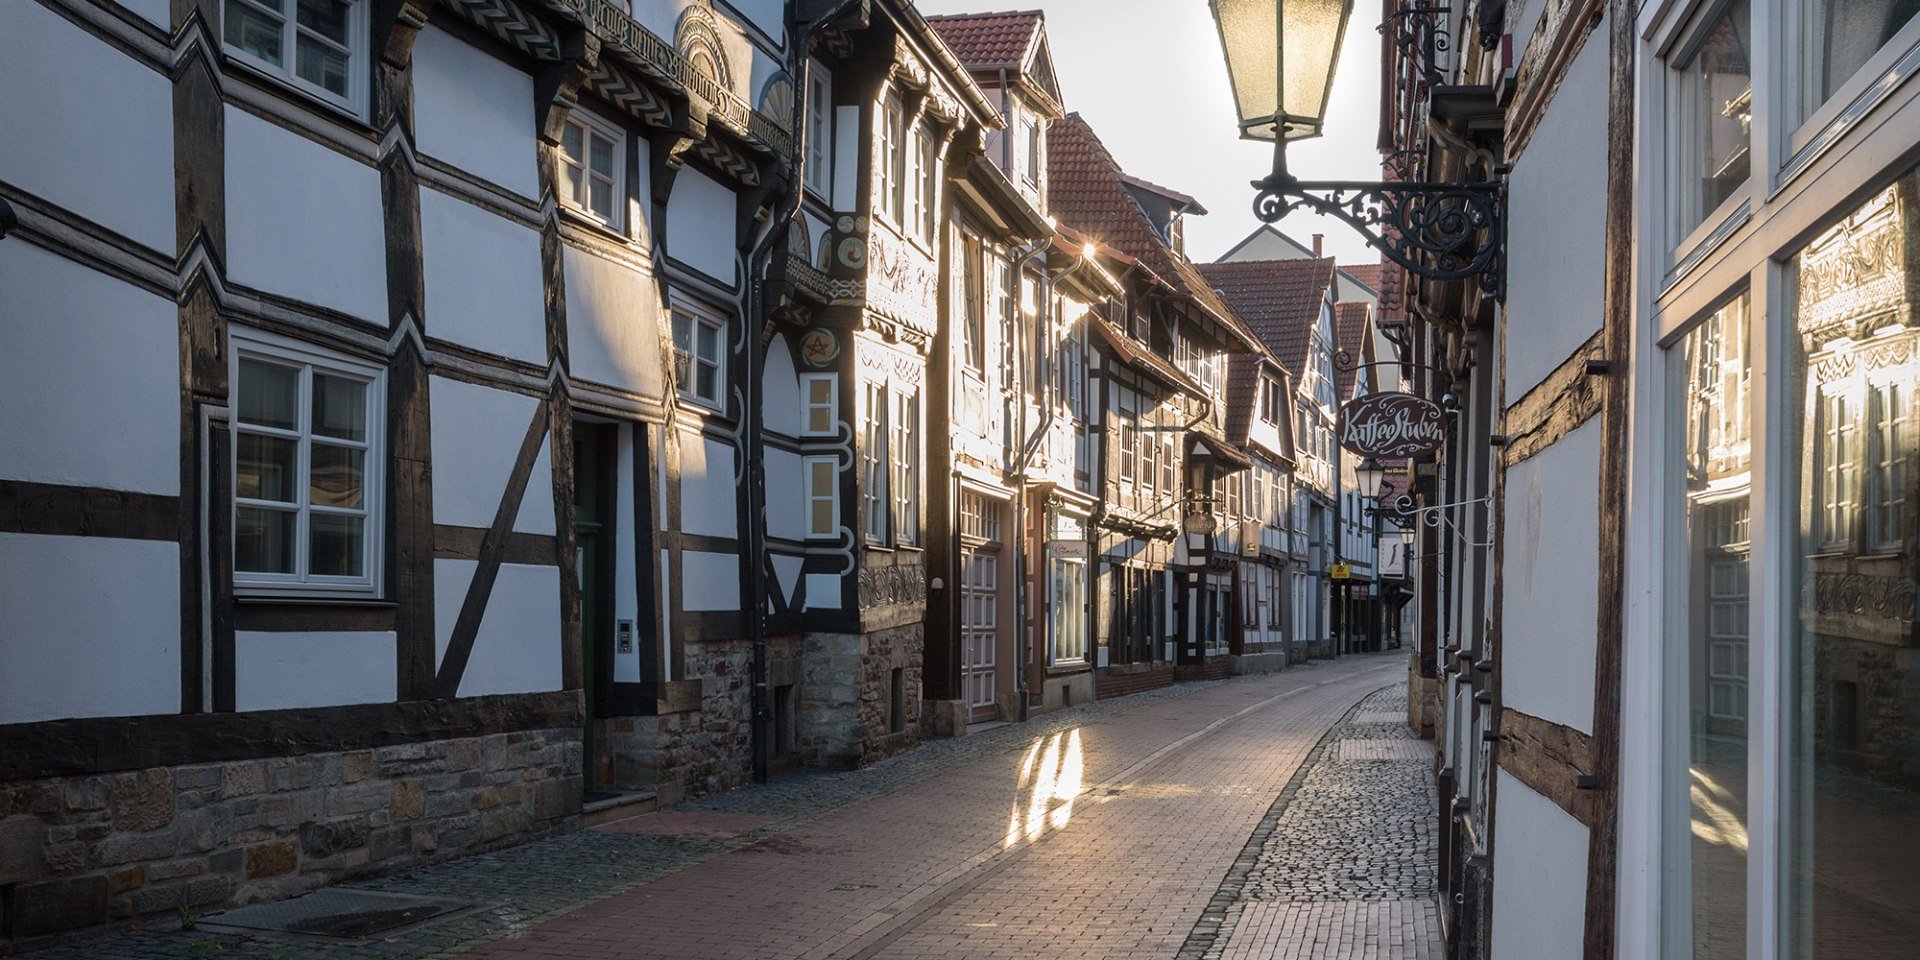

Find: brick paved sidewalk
<box><xmin>32</xmin><ymin>654</ymin><xmax>1406</xmax><ymax>960</ymax></box>
<box><xmin>1183</xmin><ymin>684</ymin><xmax>1443</xmax><ymax>960</ymax></box>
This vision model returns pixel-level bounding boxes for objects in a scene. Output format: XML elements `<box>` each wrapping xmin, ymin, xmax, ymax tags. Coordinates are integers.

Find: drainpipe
<box><xmin>745</xmin><ymin>0</ymin><xmax>861</xmax><ymax>785</ymax></box>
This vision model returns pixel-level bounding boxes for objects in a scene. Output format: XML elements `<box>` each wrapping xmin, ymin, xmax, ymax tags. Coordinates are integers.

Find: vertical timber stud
<box><xmin>537</xmin><ymin>28</ymin><xmax>601</xmax><ymax>695</ymax></box>
<box><xmin>373</xmin><ymin>0</ymin><xmax>438</xmax><ymax>700</ymax></box>
<box><xmin>1585</xmin><ymin>2</ymin><xmax>1636</xmax><ymax>957</ymax></box>
<box><xmin>172</xmin><ymin>0</ymin><xmax>229</xmax><ymax>712</ymax></box>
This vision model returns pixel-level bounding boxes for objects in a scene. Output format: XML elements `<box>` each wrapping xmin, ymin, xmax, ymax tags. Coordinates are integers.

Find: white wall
<box><xmin>225</xmin><ymin>107</ymin><xmax>388</xmax><ymax>324</ymax></box>
<box><xmin>678</xmin><ymin>431</ymin><xmax>738</xmax><ymax>538</ymax></box>
<box><xmin>1490</xmin><ymin>769</ymin><xmax>1590</xmax><ymax>960</ymax></box>
<box><xmin>563</xmin><ymin>245</ymin><xmax>667</xmax><ymax>396</ymax></box>
<box><xmin>411</xmin><ymin>25</ymin><xmax>538</xmax><ymax>198</ymax></box>
<box><xmin>804</xmin><ymin>572</ymin><xmax>840</xmax><ymax>610</ymax></box>
<box><xmin>0</xmin><ymin>243</ymin><xmax>179</xmax><ymax>493</ymax></box>
<box><xmin>433</xmin><ymin>559</ymin><xmax>562</xmax><ymax>696</ymax></box>
<box><xmin>428</xmin><ymin>376</ymin><xmax>557</xmax><ymax>535</ymax></box>
<box><xmin>1501</xmin><ymin>418</ymin><xmax>1600</xmax><ymax>734</ymax></box>
<box><xmin>234</xmin><ymin>631</ymin><xmax>396</xmax><ymax>711</ymax></box>
<box><xmin>681</xmin><ymin>550</ymin><xmax>741</xmax><ymax>611</ymax></box>
<box><xmin>0</xmin><ymin>534</ymin><xmax>179</xmax><ymax>723</ymax></box>
<box><xmin>1505</xmin><ymin>23</ymin><xmax>1609</xmax><ymax>395</ymax></box>
<box><xmin>420</xmin><ymin>188</ymin><xmax>548</xmax><ymax>363</ymax></box>
<box><xmin>765</xmin><ymin>447</ymin><xmax>804</xmax><ymax>542</ymax></box>
<box><xmin>665</xmin><ymin>168</ymin><xmax>739</xmax><ymax>282</ymax></box>
<box><xmin>762</xmin><ymin>334</ymin><xmax>801</xmax><ymax>437</ymax></box>
<box><xmin>0</xmin><ymin>1</ymin><xmax>174</xmax><ymax>252</ymax></box>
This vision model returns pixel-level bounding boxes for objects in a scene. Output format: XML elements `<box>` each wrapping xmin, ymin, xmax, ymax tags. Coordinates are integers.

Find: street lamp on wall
<box><xmin>1353</xmin><ymin>457</ymin><xmax>1387</xmax><ymax>501</ymax></box>
<box><xmin>1209</xmin><ymin>0</ymin><xmax>1506</xmax><ymax>294</ymax></box>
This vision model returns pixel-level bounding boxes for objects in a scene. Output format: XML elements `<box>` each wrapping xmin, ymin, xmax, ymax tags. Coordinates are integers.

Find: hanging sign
<box><xmin>1338</xmin><ymin>392</ymin><xmax>1446</xmax><ymax>458</ymax></box>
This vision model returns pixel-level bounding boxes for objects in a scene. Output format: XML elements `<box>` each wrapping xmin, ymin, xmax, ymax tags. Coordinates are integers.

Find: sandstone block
<box><xmin>391</xmin><ymin>780</ymin><xmax>424</xmax><ymax>821</ymax></box>
<box><xmin>111</xmin><ymin>770</ymin><xmax>175</xmax><ymax>832</ymax></box>
<box><xmin>0</xmin><ymin>815</ymin><xmax>47</xmax><ymax>884</ymax></box>
<box><xmin>340</xmin><ymin>750</ymin><xmax>376</xmax><ymax>784</ymax></box>
<box><xmin>220</xmin><ymin>761</ymin><xmax>268</xmax><ymax>799</ymax></box>
<box><xmin>245</xmin><ymin>840</ymin><xmax>298</xmax><ymax>878</ymax></box>
<box><xmin>300</xmin><ymin>817</ymin><xmax>367</xmax><ymax>858</ymax></box>
<box><xmin>10</xmin><ymin>874</ymin><xmax>108</xmax><ymax>936</ymax></box>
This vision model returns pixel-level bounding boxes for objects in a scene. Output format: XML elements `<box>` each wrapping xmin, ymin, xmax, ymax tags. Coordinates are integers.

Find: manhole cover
<box><xmin>205</xmin><ymin>889</ymin><xmax>471</xmax><ymax>939</ymax></box>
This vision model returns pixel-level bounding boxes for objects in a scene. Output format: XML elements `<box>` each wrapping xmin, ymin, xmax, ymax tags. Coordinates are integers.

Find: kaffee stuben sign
<box><xmin>1339</xmin><ymin>392</ymin><xmax>1446</xmax><ymax>458</ymax></box>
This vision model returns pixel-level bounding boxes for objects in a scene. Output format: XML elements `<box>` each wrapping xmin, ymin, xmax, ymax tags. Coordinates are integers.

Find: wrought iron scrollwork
<box><xmin>1380</xmin><ymin>2</ymin><xmax>1450</xmax><ymax>86</ymax></box>
<box><xmin>1254</xmin><ymin>175</ymin><xmax>1504</xmax><ymax>295</ymax></box>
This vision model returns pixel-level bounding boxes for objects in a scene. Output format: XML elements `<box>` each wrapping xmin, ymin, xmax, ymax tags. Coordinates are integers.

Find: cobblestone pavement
<box><xmin>34</xmin><ymin>654</ymin><xmax>1418</xmax><ymax>960</ymax></box>
<box><xmin>1185</xmin><ymin>684</ymin><xmax>1443</xmax><ymax>960</ymax></box>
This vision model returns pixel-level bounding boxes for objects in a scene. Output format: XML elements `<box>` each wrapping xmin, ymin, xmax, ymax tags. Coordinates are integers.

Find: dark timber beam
<box><xmin>1584</xmin><ymin>4</ymin><xmax>1635</xmax><ymax>958</ymax></box>
<box><xmin>374</xmin><ymin>0</ymin><xmax>438</xmax><ymax>701</ymax></box>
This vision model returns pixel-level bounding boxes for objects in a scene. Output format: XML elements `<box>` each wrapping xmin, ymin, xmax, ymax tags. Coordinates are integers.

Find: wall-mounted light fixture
<box><xmin>1209</xmin><ymin>0</ymin><xmax>1505</xmax><ymax>293</ymax></box>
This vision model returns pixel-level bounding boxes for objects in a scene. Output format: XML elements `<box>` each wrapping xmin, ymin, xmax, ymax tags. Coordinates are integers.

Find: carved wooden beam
<box><xmin>535</xmin><ymin>27</ymin><xmax>603</xmax><ymax>146</ymax></box>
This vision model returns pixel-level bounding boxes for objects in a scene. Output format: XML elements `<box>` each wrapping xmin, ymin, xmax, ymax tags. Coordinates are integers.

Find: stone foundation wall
<box><xmin>641</xmin><ymin>636</ymin><xmax>805</xmax><ymax>804</ymax></box>
<box><xmin>798</xmin><ymin>626</ymin><xmax>921</xmax><ymax>769</ymax></box>
<box><xmin>1174</xmin><ymin>659</ymin><xmax>1234</xmax><ymax>683</ymax></box>
<box><xmin>856</xmin><ymin>624</ymin><xmax>922</xmax><ymax>765</ymax></box>
<box><xmin>0</xmin><ymin>729</ymin><xmax>581</xmax><ymax>940</ymax></box>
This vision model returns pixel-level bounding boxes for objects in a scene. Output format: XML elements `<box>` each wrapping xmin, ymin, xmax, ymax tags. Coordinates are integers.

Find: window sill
<box><xmin>233</xmin><ymin>592</ymin><xmax>390</xmax><ymax>606</ymax></box>
<box><xmin>558</xmin><ymin>206</ymin><xmax>631</xmax><ymax>245</ymax></box>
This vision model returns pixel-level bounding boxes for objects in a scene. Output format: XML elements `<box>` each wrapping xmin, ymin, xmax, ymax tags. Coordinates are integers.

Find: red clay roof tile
<box><xmin>1193</xmin><ymin>258</ymin><xmax>1337</xmax><ymax>379</ymax></box>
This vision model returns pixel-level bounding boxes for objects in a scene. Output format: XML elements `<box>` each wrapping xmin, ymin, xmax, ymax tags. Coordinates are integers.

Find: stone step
<box><xmin>581</xmin><ymin>790</ymin><xmax>659</xmax><ymax>827</ymax></box>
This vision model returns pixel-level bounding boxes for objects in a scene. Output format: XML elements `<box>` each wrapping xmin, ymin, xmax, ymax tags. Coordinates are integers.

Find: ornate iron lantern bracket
<box><xmin>1253</xmin><ymin>169</ymin><xmax>1505</xmax><ymax>296</ymax></box>
<box><xmin>1380</xmin><ymin>1</ymin><xmax>1450</xmax><ymax>86</ymax></box>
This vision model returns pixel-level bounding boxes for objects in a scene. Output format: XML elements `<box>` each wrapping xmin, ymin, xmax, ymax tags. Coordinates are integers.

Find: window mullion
<box><xmin>296</xmin><ymin>362</ymin><xmax>313</xmax><ymax>582</ymax></box>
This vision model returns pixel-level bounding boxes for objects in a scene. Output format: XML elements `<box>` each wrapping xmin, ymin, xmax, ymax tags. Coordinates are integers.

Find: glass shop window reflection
<box><xmin>1788</xmin><ymin>172</ymin><xmax>1920</xmax><ymax>958</ymax></box>
<box><xmin>1674</xmin><ymin>293</ymin><xmax>1750</xmax><ymax>960</ymax></box>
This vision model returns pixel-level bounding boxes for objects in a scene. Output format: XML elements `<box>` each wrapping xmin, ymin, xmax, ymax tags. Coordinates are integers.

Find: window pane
<box><xmin>236</xmin><ymin>506</ymin><xmax>296</xmax><ymax>573</ymax></box>
<box><xmin>696</xmin><ymin>321</ymin><xmax>719</xmax><ymax>361</ymax></box>
<box><xmin>589</xmin><ymin>133</ymin><xmax>614</xmax><ymax>178</ymax></box>
<box><xmin>696</xmin><ymin>361</ymin><xmax>717</xmax><ymax>401</ymax></box>
<box><xmin>294</xmin><ymin>0</ymin><xmax>348</xmax><ymax>44</ymax></box>
<box><xmin>672</xmin><ymin>313</ymin><xmax>692</xmax><ymax>351</ymax></box>
<box><xmin>310</xmin><ymin>443</ymin><xmax>364</xmax><ymax>508</ymax></box>
<box><xmin>1803</xmin><ymin>0</ymin><xmax>1920</xmax><ymax>117</ymax></box>
<box><xmin>562</xmin><ymin>123</ymin><xmax>584</xmax><ymax>163</ymax></box>
<box><xmin>1786</xmin><ymin>174</ymin><xmax>1920</xmax><ymax>957</ymax></box>
<box><xmin>309</xmin><ymin>513</ymin><xmax>364</xmax><ymax>577</ymax></box>
<box><xmin>589</xmin><ymin>179</ymin><xmax>614</xmax><ymax>221</ymax></box>
<box><xmin>238</xmin><ymin>358</ymin><xmax>299</xmax><ymax>430</ymax></box>
<box><xmin>224</xmin><ymin>0</ymin><xmax>285</xmax><ymax>66</ymax></box>
<box><xmin>295</xmin><ymin>33</ymin><xmax>350</xmax><ymax>97</ymax></box>
<box><xmin>1673</xmin><ymin>0</ymin><xmax>1751</xmax><ymax>235</ymax></box>
<box><xmin>236</xmin><ymin>432</ymin><xmax>299</xmax><ymax>503</ymax></box>
<box><xmin>1670</xmin><ymin>295</ymin><xmax>1750</xmax><ymax>960</ymax></box>
<box><xmin>312</xmin><ymin>373</ymin><xmax>367</xmax><ymax>441</ymax></box>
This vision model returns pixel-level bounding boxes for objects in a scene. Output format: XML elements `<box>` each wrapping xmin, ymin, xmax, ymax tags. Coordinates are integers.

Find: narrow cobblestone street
<box><xmin>38</xmin><ymin>654</ymin><xmax>1438</xmax><ymax>960</ymax></box>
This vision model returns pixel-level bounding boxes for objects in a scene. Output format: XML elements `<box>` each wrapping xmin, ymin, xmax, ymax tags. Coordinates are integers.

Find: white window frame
<box><xmin>877</xmin><ymin>90</ymin><xmax>906</xmax><ymax>226</ymax></box>
<box><xmin>556</xmin><ymin>108</ymin><xmax>627</xmax><ymax>232</ymax></box>
<box><xmin>803</xmin><ymin>455</ymin><xmax>838</xmax><ymax>539</ymax></box>
<box><xmin>221</xmin><ymin>0</ymin><xmax>368</xmax><ymax>116</ymax></box>
<box><xmin>1023</xmin><ymin>117</ymin><xmax>1041</xmax><ymax>185</ymax></box>
<box><xmin>229</xmin><ymin>327</ymin><xmax>386</xmax><ymax>598</ymax></box>
<box><xmin>1048</xmin><ymin>554</ymin><xmax>1088</xmax><ymax>665</ymax></box>
<box><xmin>892</xmin><ymin>386</ymin><xmax>920</xmax><ymax>546</ymax></box>
<box><xmin>863</xmin><ymin>379</ymin><xmax>890</xmax><ymax>543</ymax></box>
<box><xmin>672</xmin><ymin>304</ymin><xmax>727</xmax><ymax>410</ymax></box>
<box><xmin>799</xmin><ymin>372</ymin><xmax>838</xmax><ymax>437</ymax></box>
<box><xmin>805</xmin><ymin>60</ymin><xmax>834</xmax><ymax>197</ymax></box>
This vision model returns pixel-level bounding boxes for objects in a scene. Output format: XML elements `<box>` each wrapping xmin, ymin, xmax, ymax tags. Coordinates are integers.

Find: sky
<box><xmin>913</xmin><ymin>0</ymin><xmax>1386</xmax><ymax>267</ymax></box>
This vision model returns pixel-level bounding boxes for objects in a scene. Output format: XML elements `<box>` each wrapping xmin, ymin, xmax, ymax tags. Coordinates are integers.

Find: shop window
<box><xmin>1783</xmin><ymin>174</ymin><xmax>1920</xmax><ymax>955</ymax></box>
<box><xmin>1800</xmin><ymin>0</ymin><xmax>1920</xmax><ymax>120</ymax></box>
<box><xmin>1667</xmin><ymin>0</ymin><xmax>1751</xmax><ymax>242</ymax></box>
<box><xmin>1667</xmin><ymin>292</ymin><xmax>1752</xmax><ymax>960</ymax></box>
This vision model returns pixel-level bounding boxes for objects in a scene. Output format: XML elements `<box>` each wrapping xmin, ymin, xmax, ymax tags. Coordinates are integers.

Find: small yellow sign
<box><xmin>1330</xmin><ymin>562</ymin><xmax>1351</xmax><ymax>580</ymax></box>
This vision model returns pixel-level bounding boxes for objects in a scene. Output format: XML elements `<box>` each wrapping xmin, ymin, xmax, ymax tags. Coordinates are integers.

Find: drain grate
<box><xmin>204</xmin><ymin>889</ymin><xmax>472</xmax><ymax>939</ymax></box>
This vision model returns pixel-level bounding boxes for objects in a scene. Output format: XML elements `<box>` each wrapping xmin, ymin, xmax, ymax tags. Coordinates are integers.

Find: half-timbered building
<box><xmin>0</xmin><ymin>0</ymin><xmax>818</xmax><ymax>936</ymax></box>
